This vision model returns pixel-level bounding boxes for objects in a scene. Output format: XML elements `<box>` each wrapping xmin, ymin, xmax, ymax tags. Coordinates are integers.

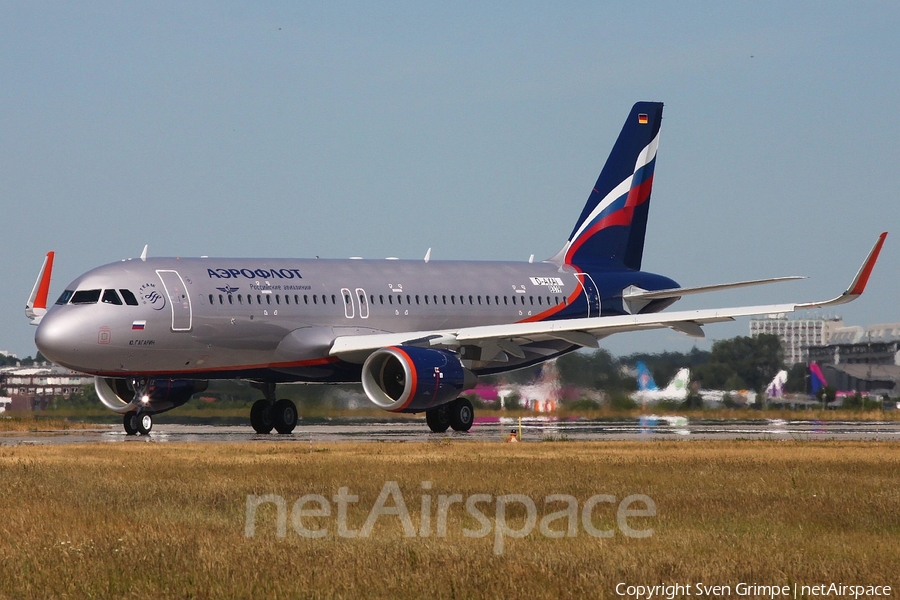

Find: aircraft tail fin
<box><xmin>809</xmin><ymin>363</ymin><xmax>827</xmax><ymax>394</ymax></box>
<box><xmin>549</xmin><ymin>101</ymin><xmax>663</xmax><ymax>270</ymax></box>
<box><xmin>26</xmin><ymin>251</ymin><xmax>55</xmax><ymax>325</ymax></box>
<box><xmin>635</xmin><ymin>361</ymin><xmax>658</xmax><ymax>391</ymax></box>
<box><xmin>765</xmin><ymin>370</ymin><xmax>788</xmax><ymax>398</ymax></box>
<box><xmin>662</xmin><ymin>368</ymin><xmax>690</xmax><ymax>395</ymax></box>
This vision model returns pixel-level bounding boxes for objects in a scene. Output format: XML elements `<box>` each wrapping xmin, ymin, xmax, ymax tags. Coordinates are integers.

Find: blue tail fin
<box><xmin>550</xmin><ymin>102</ymin><xmax>663</xmax><ymax>271</ymax></box>
<box><xmin>635</xmin><ymin>361</ymin><xmax>658</xmax><ymax>391</ymax></box>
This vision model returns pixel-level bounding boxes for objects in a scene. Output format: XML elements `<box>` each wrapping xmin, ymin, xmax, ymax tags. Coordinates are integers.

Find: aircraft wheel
<box><xmin>250</xmin><ymin>399</ymin><xmax>275</xmax><ymax>434</ymax></box>
<box><xmin>273</xmin><ymin>399</ymin><xmax>298</xmax><ymax>435</ymax></box>
<box><xmin>123</xmin><ymin>411</ymin><xmax>139</xmax><ymax>436</ymax></box>
<box><xmin>449</xmin><ymin>398</ymin><xmax>474</xmax><ymax>432</ymax></box>
<box><xmin>137</xmin><ymin>413</ymin><xmax>153</xmax><ymax>435</ymax></box>
<box><xmin>425</xmin><ymin>404</ymin><xmax>451</xmax><ymax>433</ymax></box>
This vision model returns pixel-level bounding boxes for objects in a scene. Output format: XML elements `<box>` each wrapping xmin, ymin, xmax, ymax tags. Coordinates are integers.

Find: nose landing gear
<box><xmin>123</xmin><ymin>411</ymin><xmax>153</xmax><ymax>436</ymax></box>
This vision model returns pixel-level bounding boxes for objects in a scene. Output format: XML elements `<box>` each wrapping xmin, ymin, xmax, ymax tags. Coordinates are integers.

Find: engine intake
<box><xmin>361</xmin><ymin>346</ymin><xmax>475</xmax><ymax>413</ymax></box>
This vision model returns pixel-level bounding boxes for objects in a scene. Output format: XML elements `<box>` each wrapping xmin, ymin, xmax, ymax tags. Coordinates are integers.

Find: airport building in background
<box><xmin>749</xmin><ymin>314</ymin><xmax>844</xmax><ymax>366</ymax></box>
<box><xmin>807</xmin><ymin>323</ymin><xmax>900</xmax><ymax>395</ymax></box>
<box><xmin>0</xmin><ymin>366</ymin><xmax>94</xmax><ymax>411</ymax></box>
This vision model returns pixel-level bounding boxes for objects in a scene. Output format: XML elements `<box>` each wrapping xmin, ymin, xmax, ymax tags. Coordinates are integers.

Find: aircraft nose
<box><xmin>34</xmin><ymin>310</ymin><xmax>81</xmax><ymax>368</ymax></box>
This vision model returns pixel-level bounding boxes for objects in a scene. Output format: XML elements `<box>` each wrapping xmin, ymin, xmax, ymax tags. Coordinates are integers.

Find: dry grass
<box><xmin>0</xmin><ymin>413</ymin><xmax>98</xmax><ymax>432</ymax></box>
<box><xmin>0</xmin><ymin>441</ymin><xmax>898</xmax><ymax>599</ymax></box>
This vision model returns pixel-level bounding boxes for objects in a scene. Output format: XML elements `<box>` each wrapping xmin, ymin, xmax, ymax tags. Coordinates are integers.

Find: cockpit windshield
<box><xmin>71</xmin><ymin>289</ymin><xmax>102</xmax><ymax>304</ymax></box>
<box><xmin>61</xmin><ymin>288</ymin><xmax>140</xmax><ymax>306</ymax></box>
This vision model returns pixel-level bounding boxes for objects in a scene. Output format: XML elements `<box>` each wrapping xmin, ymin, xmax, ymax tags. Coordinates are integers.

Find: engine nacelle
<box><xmin>95</xmin><ymin>377</ymin><xmax>209</xmax><ymax>414</ymax></box>
<box><xmin>361</xmin><ymin>346</ymin><xmax>476</xmax><ymax>413</ymax></box>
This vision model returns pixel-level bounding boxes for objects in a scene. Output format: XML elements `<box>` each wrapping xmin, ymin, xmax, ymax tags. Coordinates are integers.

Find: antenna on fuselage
<box><xmin>424</xmin><ymin>248</ymin><xmax>432</xmax><ymax>263</ymax></box>
<box><xmin>140</xmin><ymin>245</ymin><xmax>148</xmax><ymax>261</ymax></box>
<box><xmin>528</xmin><ymin>254</ymin><xmax>534</xmax><ymax>263</ymax></box>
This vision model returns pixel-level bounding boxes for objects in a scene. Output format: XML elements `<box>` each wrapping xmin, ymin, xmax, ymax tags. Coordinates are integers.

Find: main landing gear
<box><xmin>249</xmin><ymin>383</ymin><xmax>298</xmax><ymax>435</ymax></box>
<box><xmin>425</xmin><ymin>398</ymin><xmax>474</xmax><ymax>433</ymax></box>
<box><xmin>123</xmin><ymin>411</ymin><xmax>153</xmax><ymax>436</ymax></box>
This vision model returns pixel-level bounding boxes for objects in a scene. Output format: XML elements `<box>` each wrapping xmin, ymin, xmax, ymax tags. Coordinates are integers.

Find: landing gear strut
<box><xmin>249</xmin><ymin>383</ymin><xmax>297</xmax><ymax>435</ymax></box>
<box><xmin>426</xmin><ymin>398</ymin><xmax>474</xmax><ymax>433</ymax></box>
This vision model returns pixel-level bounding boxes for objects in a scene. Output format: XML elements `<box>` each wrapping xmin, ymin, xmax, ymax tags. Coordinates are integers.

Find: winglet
<box><xmin>26</xmin><ymin>251</ymin><xmax>55</xmax><ymax>324</ymax></box>
<box><xmin>796</xmin><ymin>232</ymin><xmax>887</xmax><ymax>309</ymax></box>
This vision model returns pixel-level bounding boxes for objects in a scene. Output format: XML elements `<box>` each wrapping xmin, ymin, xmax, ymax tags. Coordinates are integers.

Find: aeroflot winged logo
<box><xmin>139</xmin><ymin>282</ymin><xmax>166</xmax><ymax>311</ymax></box>
<box><xmin>207</xmin><ymin>267</ymin><xmax>303</xmax><ymax>280</ymax></box>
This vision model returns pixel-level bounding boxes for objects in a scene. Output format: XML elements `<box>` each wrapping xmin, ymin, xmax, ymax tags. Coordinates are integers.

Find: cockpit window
<box><xmin>102</xmin><ymin>289</ymin><xmax>123</xmax><ymax>305</ymax></box>
<box><xmin>56</xmin><ymin>290</ymin><xmax>74</xmax><ymax>305</ymax></box>
<box><xmin>119</xmin><ymin>289</ymin><xmax>139</xmax><ymax>306</ymax></box>
<box><xmin>71</xmin><ymin>289</ymin><xmax>102</xmax><ymax>304</ymax></box>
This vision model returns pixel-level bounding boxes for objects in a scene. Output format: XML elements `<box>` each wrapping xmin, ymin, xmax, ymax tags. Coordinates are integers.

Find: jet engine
<box><xmin>95</xmin><ymin>377</ymin><xmax>208</xmax><ymax>414</ymax></box>
<box><xmin>361</xmin><ymin>346</ymin><xmax>476</xmax><ymax>413</ymax></box>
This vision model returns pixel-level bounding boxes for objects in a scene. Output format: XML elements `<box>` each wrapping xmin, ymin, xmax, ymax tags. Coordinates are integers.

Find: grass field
<box><xmin>1</xmin><ymin>441</ymin><xmax>898</xmax><ymax>599</ymax></box>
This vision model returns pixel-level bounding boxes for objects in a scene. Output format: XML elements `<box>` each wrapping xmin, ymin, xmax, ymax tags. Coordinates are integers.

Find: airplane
<box><xmin>25</xmin><ymin>101</ymin><xmax>888</xmax><ymax>436</ymax></box>
<box><xmin>698</xmin><ymin>370</ymin><xmax>788</xmax><ymax>405</ymax></box>
<box><xmin>630</xmin><ymin>362</ymin><xmax>691</xmax><ymax>404</ymax></box>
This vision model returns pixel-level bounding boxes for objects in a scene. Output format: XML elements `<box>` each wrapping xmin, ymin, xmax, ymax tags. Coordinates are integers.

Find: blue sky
<box><xmin>2</xmin><ymin>2</ymin><xmax>898</xmax><ymax>359</ymax></box>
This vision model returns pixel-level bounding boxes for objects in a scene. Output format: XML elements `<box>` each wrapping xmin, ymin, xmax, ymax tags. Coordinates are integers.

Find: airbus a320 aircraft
<box><xmin>26</xmin><ymin>102</ymin><xmax>887</xmax><ymax>436</ymax></box>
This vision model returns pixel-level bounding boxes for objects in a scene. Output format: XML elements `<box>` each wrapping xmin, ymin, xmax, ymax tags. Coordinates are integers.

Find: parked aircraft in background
<box><xmin>630</xmin><ymin>362</ymin><xmax>690</xmax><ymax>404</ymax></box>
<box><xmin>699</xmin><ymin>370</ymin><xmax>789</xmax><ymax>405</ymax></box>
<box><xmin>26</xmin><ymin>102</ymin><xmax>887</xmax><ymax>435</ymax></box>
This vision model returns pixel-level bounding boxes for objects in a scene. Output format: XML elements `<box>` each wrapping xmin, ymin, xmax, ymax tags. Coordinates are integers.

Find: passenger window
<box><xmin>102</xmin><ymin>289</ymin><xmax>123</xmax><ymax>305</ymax></box>
<box><xmin>388</xmin><ymin>295</ymin><xmax>393</xmax><ymax>305</ymax></box>
<box><xmin>119</xmin><ymin>289</ymin><xmax>139</xmax><ymax>306</ymax></box>
<box><xmin>424</xmin><ymin>295</ymin><xmax>429</xmax><ymax>305</ymax></box>
<box><xmin>247</xmin><ymin>295</ymin><xmax>253</xmax><ymax>305</ymax></box>
<box><xmin>538</xmin><ymin>296</ymin><xmax>543</xmax><ymax>305</ymax></box>
<box><xmin>451</xmin><ymin>296</ymin><xmax>456</xmax><ymax>305</ymax></box>
<box><xmin>478</xmin><ymin>296</ymin><xmax>482</xmax><ymax>305</ymax></box>
<box><xmin>56</xmin><ymin>290</ymin><xmax>75</xmax><ymax>305</ymax></box>
<box><xmin>416</xmin><ymin>295</ymin><xmax>420</xmax><ymax>305</ymax></box>
<box><xmin>380</xmin><ymin>295</ymin><xmax>384</xmax><ymax>304</ymax></box>
<box><xmin>295</xmin><ymin>295</ymin><xmax>299</xmax><ymax>304</ymax></box>
<box><xmin>266</xmin><ymin>295</ymin><xmax>271</xmax><ymax>305</ymax></box>
<box><xmin>504</xmin><ymin>296</ymin><xmax>508</xmax><ymax>305</ymax></box>
<box><xmin>71</xmin><ymin>289</ymin><xmax>101</xmax><ymax>304</ymax></box>
<box><xmin>331</xmin><ymin>295</ymin><xmax>336</xmax><ymax>304</ymax></box>
<box><xmin>219</xmin><ymin>295</ymin><xmax>224</xmax><ymax>304</ymax></box>
<box><xmin>228</xmin><ymin>295</ymin><xmax>234</xmax><ymax>305</ymax></box>
<box><xmin>304</xmin><ymin>295</ymin><xmax>309</xmax><ymax>304</ymax></box>
<box><xmin>284</xmin><ymin>295</ymin><xmax>289</xmax><ymax>305</ymax></box>
<box><xmin>406</xmin><ymin>295</ymin><xmax>411</xmax><ymax>304</ymax></box>
<box><xmin>276</xmin><ymin>295</ymin><xmax>281</xmax><ymax>305</ymax></box>
<box><xmin>442</xmin><ymin>295</ymin><xmax>446</xmax><ymax>305</ymax></box>
<box><xmin>529</xmin><ymin>296</ymin><xmax>534</xmax><ymax>305</ymax></box>
<box><xmin>397</xmin><ymin>295</ymin><xmax>402</xmax><ymax>305</ymax></box>
<box><xmin>238</xmin><ymin>295</ymin><xmax>243</xmax><ymax>305</ymax></box>
<box><xmin>495</xmin><ymin>296</ymin><xmax>499</xmax><ymax>305</ymax></box>
<box><xmin>313</xmin><ymin>295</ymin><xmax>318</xmax><ymax>305</ymax></box>
<box><xmin>208</xmin><ymin>294</ymin><xmax>214</xmax><ymax>305</ymax></box>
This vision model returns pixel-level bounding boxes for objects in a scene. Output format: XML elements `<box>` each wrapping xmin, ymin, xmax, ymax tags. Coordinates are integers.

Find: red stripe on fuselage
<box><xmin>91</xmin><ymin>355</ymin><xmax>340</xmax><ymax>378</ymax></box>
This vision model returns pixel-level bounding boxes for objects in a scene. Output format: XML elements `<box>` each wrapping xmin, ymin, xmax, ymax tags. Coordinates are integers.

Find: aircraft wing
<box><xmin>331</xmin><ymin>232</ymin><xmax>887</xmax><ymax>362</ymax></box>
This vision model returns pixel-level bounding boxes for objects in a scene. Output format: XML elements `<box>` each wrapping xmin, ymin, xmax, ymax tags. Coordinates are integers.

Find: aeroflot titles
<box><xmin>207</xmin><ymin>268</ymin><xmax>303</xmax><ymax>280</ymax></box>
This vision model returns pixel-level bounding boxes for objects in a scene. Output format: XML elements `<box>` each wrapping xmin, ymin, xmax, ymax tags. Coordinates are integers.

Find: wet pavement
<box><xmin>3</xmin><ymin>416</ymin><xmax>900</xmax><ymax>445</ymax></box>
